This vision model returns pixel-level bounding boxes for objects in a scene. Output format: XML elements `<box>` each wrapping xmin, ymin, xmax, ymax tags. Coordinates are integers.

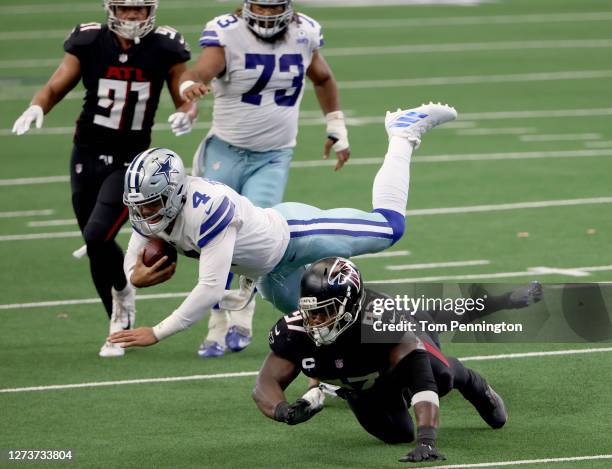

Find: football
<box><xmin>142</xmin><ymin>238</ymin><xmax>178</xmax><ymax>269</ymax></box>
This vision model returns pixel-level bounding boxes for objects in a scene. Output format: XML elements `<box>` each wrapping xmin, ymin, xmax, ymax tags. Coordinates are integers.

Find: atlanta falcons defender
<box><xmin>254</xmin><ymin>258</ymin><xmax>521</xmax><ymax>464</ymax></box>
<box><xmin>108</xmin><ymin>103</ymin><xmax>456</xmax><ymax>351</ymax></box>
<box><xmin>12</xmin><ymin>0</ymin><xmax>194</xmax><ymax>357</ymax></box>
<box><xmin>180</xmin><ymin>0</ymin><xmax>350</xmax><ymax>358</ymax></box>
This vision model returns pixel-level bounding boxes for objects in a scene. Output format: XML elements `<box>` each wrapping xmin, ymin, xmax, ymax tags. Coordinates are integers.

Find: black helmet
<box><xmin>299</xmin><ymin>257</ymin><xmax>364</xmax><ymax>346</ymax></box>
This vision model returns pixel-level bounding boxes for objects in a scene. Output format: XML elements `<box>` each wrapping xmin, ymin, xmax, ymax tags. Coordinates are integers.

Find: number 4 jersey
<box><xmin>201</xmin><ymin>13</ymin><xmax>324</xmax><ymax>151</ymax></box>
<box><xmin>64</xmin><ymin>23</ymin><xmax>190</xmax><ymax>160</ymax></box>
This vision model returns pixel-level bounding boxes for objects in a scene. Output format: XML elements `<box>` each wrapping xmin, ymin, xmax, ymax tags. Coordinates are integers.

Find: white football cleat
<box><xmin>99</xmin><ymin>340</ymin><xmax>125</xmax><ymax>358</ymax></box>
<box><xmin>385</xmin><ymin>102</ymin><xmax>458</xmax><ymax>147</ymax></box>
<box><xmin>99</xmin><ymin>285</ymin><xmax>136</xmax><ymax>358</ymax></box>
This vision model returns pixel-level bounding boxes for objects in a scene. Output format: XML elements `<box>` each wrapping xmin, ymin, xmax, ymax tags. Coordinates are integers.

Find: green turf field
<box><xmin>1</xmin><ymin>0</ymin><xmax>612</xmax><ymax>467</ymax></box>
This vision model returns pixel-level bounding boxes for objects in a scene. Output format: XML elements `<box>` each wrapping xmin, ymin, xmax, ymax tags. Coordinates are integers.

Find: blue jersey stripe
<box><xmin>199</xmin><ymin>196</ymin><xmax>230</xmax><ymax>236</ymax></box>
<box><xmin>200</xmin><ymin>39</ymin><xmax>221</xmax><ymax>47</ymax></box>
<box><xmin>289</xmin><ymin>229</ymin><xmax>394</xmax><ymax>239</ymax></box>
<box><xmin>201</xmin><ymin>30</ymin><xmax>218</xmax><ymax>37</ymax></box>
<box><xmin>198</xmin><ymin>203</ymin><xmax>235</xmax><ymax>248</ymax></box>
<box><xmin>286</xmin><ymin>218</ymin><xmax>390</xmax><ymax>227</ymax></box>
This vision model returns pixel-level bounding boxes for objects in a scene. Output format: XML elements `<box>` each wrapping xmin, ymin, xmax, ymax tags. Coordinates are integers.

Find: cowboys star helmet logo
<box><xmin>153</xmin><ymin>156</ymin><xmax>179</xmax><ymax>183</ymax></box>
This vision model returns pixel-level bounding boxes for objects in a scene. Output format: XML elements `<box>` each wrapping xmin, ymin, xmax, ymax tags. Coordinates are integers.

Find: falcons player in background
<box><xmin>12</xmin><ymin>0</ymin><xmax>195</xmax><ymax>357</ymax></box>
<box><xmin>178</xmin><ymin>0</ymin><xmax>350</xmax><ymax>358</ymax></box>
<box><xmin>252</xmin><ymin>257</ymin><xmax>532</xmax><ymax>464</ymax></box>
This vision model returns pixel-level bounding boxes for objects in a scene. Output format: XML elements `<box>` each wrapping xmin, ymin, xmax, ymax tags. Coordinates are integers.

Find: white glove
<box><xmin>301</xmin><ymin>386</ymin><xmax>325</xmax><ymax>412</ymax></box>
<box><xmin>12</xmin><ymin>105</ymin><xmax>44</xmax><ymax>136</ymax></box>
<box><xmin>325</xmin><ymin>110</ymin><xmax>349</xmax><ymax>152</ymax></box>
<box><xmin>168</xmin><ymin>112</ymin><xmax>194</xmax><ymax>137</ymax></box>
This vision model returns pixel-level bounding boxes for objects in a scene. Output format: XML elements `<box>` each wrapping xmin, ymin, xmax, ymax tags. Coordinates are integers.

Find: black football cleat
<box><xmin>476</xmin><ymin>385</ymin><xmax>508</xmax><ymax>429</ymax></box>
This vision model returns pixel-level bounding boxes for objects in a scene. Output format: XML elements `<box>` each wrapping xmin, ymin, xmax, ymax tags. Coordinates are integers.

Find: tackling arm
<box><xmin>253</xmin><ymin>352</ymin><xmax>300</xmax><ymax>419</ymax></box>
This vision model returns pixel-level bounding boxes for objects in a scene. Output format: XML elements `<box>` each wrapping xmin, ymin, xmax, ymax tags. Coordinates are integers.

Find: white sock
<box><xmin>229</xmin><ymin>298</ymin><xmax>256</xmax><ymax>333</ymax></box>
<box><xmin>372</xmin><ymin>136</ymin><xmax>415</xmax><ymax>213</ymax></box>
<box><xmin>206</xmin><ymin>309</ymin><xmax>230</xmax><ymax>346</ymax></box>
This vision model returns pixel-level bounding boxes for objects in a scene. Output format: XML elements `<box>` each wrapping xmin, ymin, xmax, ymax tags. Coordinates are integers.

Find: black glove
<box><xmin>399</xmin><ymin>443</ymin><xmax>446</xmax><ymax>463</ymax></box>
<box><xmin>274</xmin><ymin>399</ymin><xmax>322</xmax><ymax>425</ymax></box>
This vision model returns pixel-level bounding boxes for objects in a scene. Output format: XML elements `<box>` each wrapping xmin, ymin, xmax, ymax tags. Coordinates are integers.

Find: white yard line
<box><xmin>456</xmin><ymin>127</ymin><xmax>536</xmax><ymax>136</ymax></box>
<box><xmin>369</xmin><ymin>264</ymin><xmax>612</xmax><ymax>284</ymax></box>
<box><xmin>3</xmin><ymin>71</ymin><xmax>612</xmax><ymax>105</ymax></box>
<box><xmin>27</xmin><ymin>219</ymin><xmax>77</xmax><ymax>228</ymax></box>
<box><xmin>1</xmin><ymin>347</ymin><xmax>611</xmax><ymax>394</ymax></box>
<box><xmin>354</xmin><ymin>250</ymin><xmax>411</xmax><ymax>259</ymax></box>
<box><xmin>3</xmin><ymin>149</ymin><xmax>611</xmax><ymax>186</ymax></box>
<box><xmin>585</xmin><ymin>141</ymin><xmax>612</xmax><ymax>148</ymax></box>
<box><xmin>0</xmin><ymin>209</ymin><xmax>53</xmax><ymax>218</ymax></box>
<box><xmin>4</xmin><ymin>39</ymin><xmax>611</xmax><ymax>67</ymax></box>
<box><xmin>419</xmin><ymin>454</ymin><xmax>612</xmax><ymax>469</ymax></box>
<box><xmin>386</xmin><ymin>260</ymin><xmax>490</xmax><ymax>271</ymax></box>
<box><xmin>0</xmin><ymin>175</ymin><xmax>70</xmax><ymax>186</ymax></box>
<box><xmin>1</xmin><ymin>198</ymin><xmax>611</xmax><ymax>243</ymax></box>
<box><xmin>2</xmin><ymin>12</ymin><xmax>612</xmax><ymax>38</ymax></box>
<box><xmin>521</xmin><ymin>133</ymin><xmax>601</xmax><ymax>142</ymax></box>
<box><xmin>405</xmin><ymin>197</ymin><xmax>612</xmax><ymax>216</ymax></box>
<box><xmin>323</xmin><ymin>39</ymin><xmax>612</xmax><ymax>57</ymax></box>
<box><xmin>338</xmin><ymin>70</ymin><xmax>612</xmax><ymax>90</ymax></box>
<box><xmin>2</xmin><ymin>263</ymin><xmax>612</xmax><ymax>311</ymax></box>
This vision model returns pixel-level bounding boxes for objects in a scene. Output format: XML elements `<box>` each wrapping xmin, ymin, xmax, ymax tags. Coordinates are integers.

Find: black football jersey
<box><xmin>269</xmin><ymin>289</ymin><xmax>410</xmax><ymax>393</ymax></box>
<box><xmin>64</xmin><ymin>23</ymin><xmax>190</xmax><ymax>160</ymax></box>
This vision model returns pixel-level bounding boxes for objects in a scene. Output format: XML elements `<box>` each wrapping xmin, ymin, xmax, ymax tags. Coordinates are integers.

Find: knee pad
<box><xmin>373</xmin><ymin>208</ymin><xmax>405</xmax><ymax>245</ymax></box>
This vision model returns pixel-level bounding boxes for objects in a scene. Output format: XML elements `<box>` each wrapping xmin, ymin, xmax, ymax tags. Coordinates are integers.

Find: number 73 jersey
<box><xmin>201</xmin><ymin>13</ymin><xmax>324</xmax><ymax>151</ymax></box>
<box><xmin>64</xmin><ymin>23</ymin><xmax>190</xmax><ymax>159</ymax></box>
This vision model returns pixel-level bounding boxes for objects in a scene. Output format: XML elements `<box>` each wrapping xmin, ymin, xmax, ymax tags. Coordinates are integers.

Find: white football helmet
<box><xmin>243</xmin><ymin>0</ymin><xmax>293</xmax><ymax>39</ymax></box>
<box><xmin>104</xmin><ymin>0</ymin><xmax>157</xmax><ymax>42</ymax></box>
<box><xmin>124</xmin><ymin>148</ymin><xmax>187</xmax><ymax>236</ymax></box>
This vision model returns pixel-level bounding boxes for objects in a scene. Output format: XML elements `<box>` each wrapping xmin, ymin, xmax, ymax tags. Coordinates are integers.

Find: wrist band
<box><xmin>179</xmin><ymin>80</ymin><xmax>196</xmax><ymax>98</ymax></box>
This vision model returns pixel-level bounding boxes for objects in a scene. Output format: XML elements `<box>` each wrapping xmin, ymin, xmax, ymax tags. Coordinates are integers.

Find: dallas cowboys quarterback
<box><xmin>108</xmin><ymin>102</ymin><xmax>457</xmax><ymax>350</ymax></box>
<box><xmin>180</xmin><ymin>0</ymin><xmax>350</xmax><ymax>358</ymax></box>
<box><xmin>11</xmin><ymin>0</ymin><xmax>194</xmax><ymax>358</ymax></box>
<box><xmin>253</xmin><ymin>257</ymin><xmax>510</xmax><ymax>464</ymax></box>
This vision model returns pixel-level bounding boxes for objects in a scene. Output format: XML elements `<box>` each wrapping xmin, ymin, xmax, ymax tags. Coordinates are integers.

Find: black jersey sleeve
<box><xmin>152</xmin><ymin>26</ymin><xmax>191</xmax><ymax>65</ymax></box>
<box><xmin>268</xmin><ymin>312</ymin><xmax>308</xmax><ymax>364</ymax></box>
<box><xmin>63</xmin><ymin>23</ymin><xmax>102</xmax><ymax>59</ymax></box>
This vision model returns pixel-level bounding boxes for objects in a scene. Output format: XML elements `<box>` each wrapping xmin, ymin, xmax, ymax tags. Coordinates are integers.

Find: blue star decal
<box><xmin>153</xmin><ymin>156</ymin><xmax>179</xmax><ymax>183</ymax></box>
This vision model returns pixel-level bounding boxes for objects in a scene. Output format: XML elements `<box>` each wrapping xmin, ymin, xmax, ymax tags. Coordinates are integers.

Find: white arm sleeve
<box><xmin>124</xmin><ymin>230</ymin><xmax>149</xmax><ymax>288</ymax></box>
<box><xmin>152</xmin><ymin>225</ymin><xmax>237</xmax><ymax>341</ymax></box>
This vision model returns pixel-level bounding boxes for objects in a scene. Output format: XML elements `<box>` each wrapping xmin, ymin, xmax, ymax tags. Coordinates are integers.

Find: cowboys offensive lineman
<box><xmin>108</xmin><ymin>103</ymin><xmax>456</xmax><ymax>349</ymax></box>
<box><xmin>181</xmin><ymin>0</ymin><xmax>350</xmax><ymax>357</ymax></box>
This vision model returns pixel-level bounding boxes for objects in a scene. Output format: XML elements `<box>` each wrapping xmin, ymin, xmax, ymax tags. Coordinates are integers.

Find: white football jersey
<box><xmin>158</xmin><ymin>176</ymin><xmax>289</xmax><ymax>278</ymax></box>
<box><xmin>199</xmin><ymin>13</ymin><xmax>324</xmax><ymax>151</ymax></box>
<box><xmin>124</xmin><ymin>176</ymin><xmax>290</xmax><ymax>341</ymax></box>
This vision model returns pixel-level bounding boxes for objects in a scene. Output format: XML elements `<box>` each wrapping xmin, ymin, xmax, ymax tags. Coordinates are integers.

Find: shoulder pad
<box><xmin>65</xmin><ymin>23</ymin><xmax>102</xmax><ymax>47</ymax></box>
<box><xmin>296</xmin><ymin>13</ymin><xmax>321</xmax><ymax>31</ymax></box>
<box><xmin>154</xmin><ymin>26</ymin><xmax>191</xmax><ymax>54</ymax></box>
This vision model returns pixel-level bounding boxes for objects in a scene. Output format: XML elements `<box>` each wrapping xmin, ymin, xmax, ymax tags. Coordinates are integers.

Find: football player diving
<box><xmin>12</xmin><ymin>0</ymin><xmax>196</xmax><ymax>358</ymax></box>
<box><xmin>108</xmin><ymin>103</ymin><xmax>456</xmax><ymax>351</ymax></box>
<box><xmin>178</xmin><ymin>0</ymin><xmax>350</xmax><ymax>358</ymax></box>
<box><xmin>253</xmin><ymin>258</ymin><xmax>541</xmax><ymax>463</ymax></box>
